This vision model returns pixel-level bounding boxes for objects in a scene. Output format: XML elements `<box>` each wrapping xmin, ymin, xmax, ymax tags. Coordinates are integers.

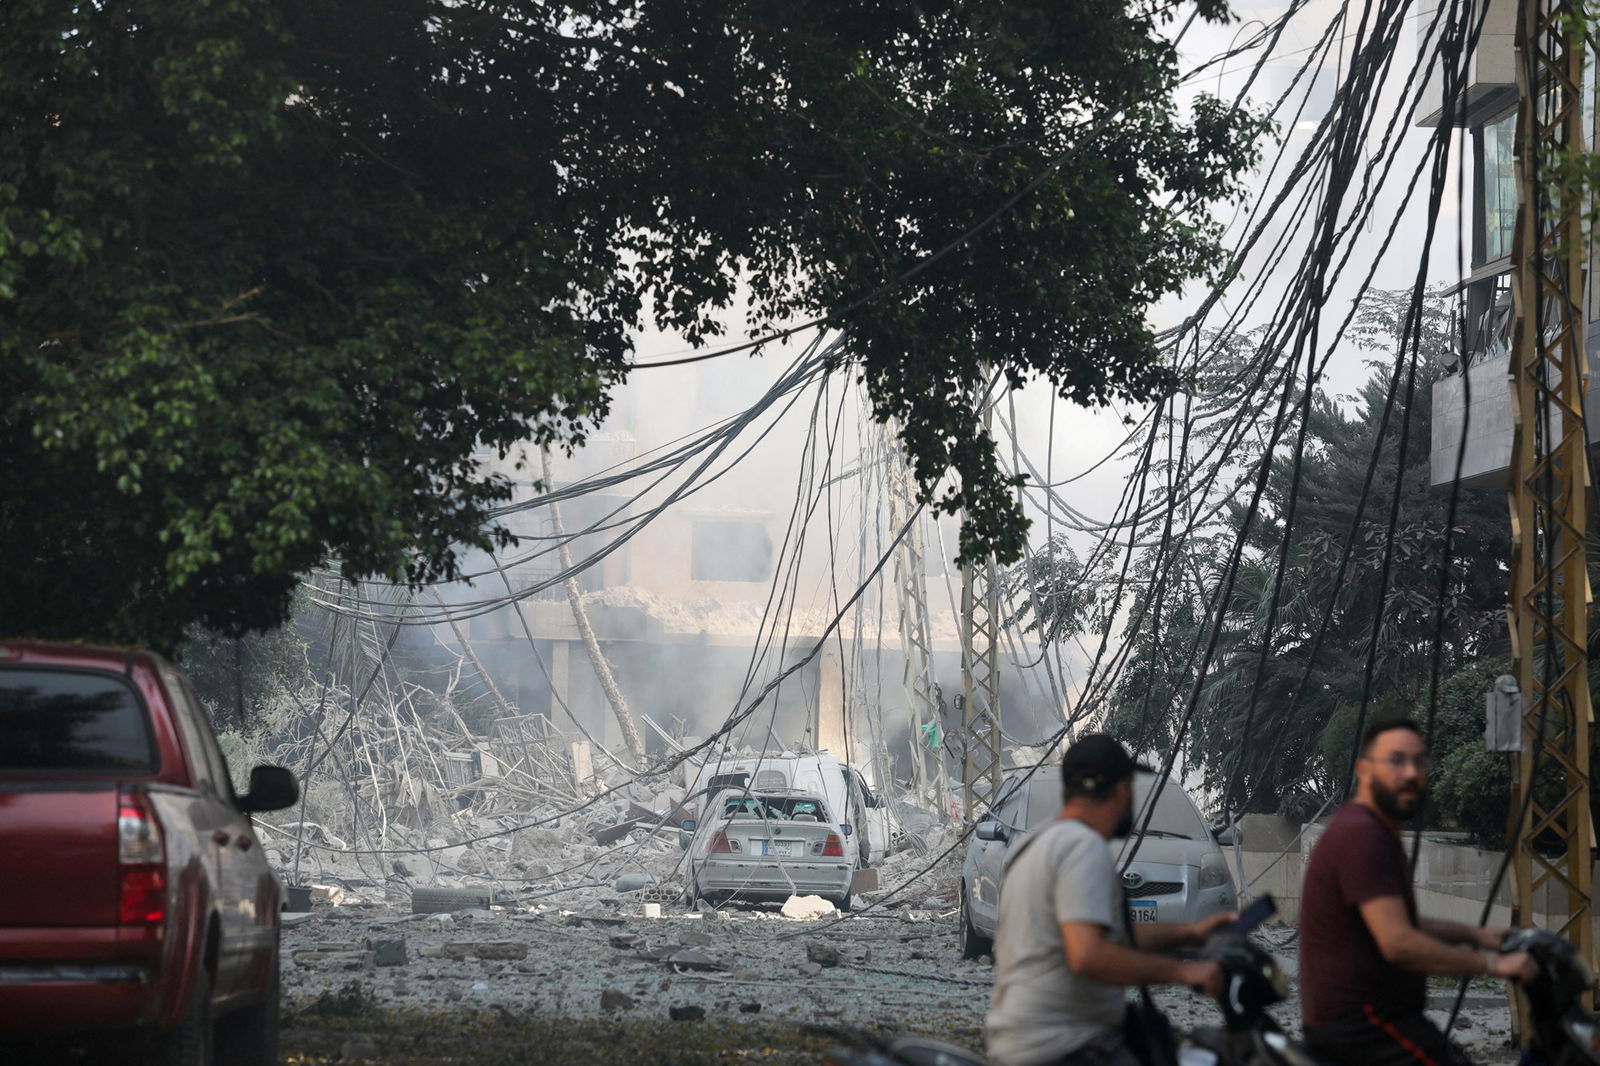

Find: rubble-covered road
<box><xmin>276</xmin><ymin>901</ymin><xmax>1522</xmax><ymax>1065</ymax></box>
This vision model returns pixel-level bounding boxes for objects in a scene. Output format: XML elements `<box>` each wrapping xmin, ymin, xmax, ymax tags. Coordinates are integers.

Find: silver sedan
<box><xmin>682</xmin><ymin>791</ymin><xmax>856</xmax><ymax>910</ymax></box>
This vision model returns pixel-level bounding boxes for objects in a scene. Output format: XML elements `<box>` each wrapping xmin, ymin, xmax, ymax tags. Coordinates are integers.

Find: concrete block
<box><xmin>368</xmin><ymin>938</ymin><xmax>407</xmax><ymax>967</ymax></box>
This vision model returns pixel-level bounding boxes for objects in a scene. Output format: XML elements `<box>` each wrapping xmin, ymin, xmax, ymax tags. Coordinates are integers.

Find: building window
<box><xmin>691</xmin><ymin>519</ymin><xmax>772</xmax><ymax>582</ymax></box>
<box><xmin>1477</xmin><ymin>110</ymin><xmax>1516</xmax><ymax>267</ymax></box>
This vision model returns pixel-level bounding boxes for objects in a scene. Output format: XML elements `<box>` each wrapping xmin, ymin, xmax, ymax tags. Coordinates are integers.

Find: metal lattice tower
<box><xmin>959</xmin><ymin>393</ymin><xmax>1003</xmax><ymax>820</ymax></box>
<box><xmin>883</xmin><ymin>426</ymin><xmax>944</xmax><ymax>806</ymax></box>
<box><xmin>1506</xmin><ymin>0</ymin><xmax>1593</xmax><ymax>1004</ymax></box>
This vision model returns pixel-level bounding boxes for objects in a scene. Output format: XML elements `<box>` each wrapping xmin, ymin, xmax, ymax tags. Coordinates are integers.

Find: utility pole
<box><xmin>883</xmin><ymin>423</ymin><xmax>945</xmax><ymax>814</ymax></box>
<box><xmin>1506</xmin><ymin>0</ymin><xmax>1593</xmax><ymax>1019</ymax></box>
<box><xmin>959</xmin><ymin>387</ymin><xmax>1004</xmax><ymax>819</ymax></box>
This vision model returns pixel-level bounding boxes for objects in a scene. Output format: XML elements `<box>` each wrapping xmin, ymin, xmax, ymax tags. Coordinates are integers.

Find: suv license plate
<box><xmin>1129</xmin><ymin>900</ymin><xmax>1157</xmax><ymax>923</ymax></box>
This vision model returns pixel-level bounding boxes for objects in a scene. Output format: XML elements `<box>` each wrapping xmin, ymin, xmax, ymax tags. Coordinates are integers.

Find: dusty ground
<box><xmin>274</xmin><ymin>837</ymin><xmax>1522</xmax><ymax>1065</ymax></box>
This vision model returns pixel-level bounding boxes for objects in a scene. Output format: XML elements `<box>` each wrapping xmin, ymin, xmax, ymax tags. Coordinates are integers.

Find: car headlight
<box><xmin>1200</xmin><ymin>852</ymin><xmax>1232</xmax><ymax>890</ymax></box>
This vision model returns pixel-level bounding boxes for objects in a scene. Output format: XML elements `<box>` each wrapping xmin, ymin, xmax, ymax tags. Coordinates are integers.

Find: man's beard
<box><xmin>1114</xmin><ymin>804</ymin><xmax>1135</xmax><ymax>839</ymax></box>
<box><xmin>1372</xmin><ymin>778</ymin><xmax>1425</xmax><ymax>821</ymax></box>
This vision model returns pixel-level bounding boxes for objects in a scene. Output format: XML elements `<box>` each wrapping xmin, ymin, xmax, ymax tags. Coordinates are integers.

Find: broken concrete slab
<box><xmin>663</xmin><ymin>948</ymin><xmax>720</xmax><ymax>971</ymax></box>
<box><xmin>410</xmin><ymin>886</ymin><xmax>493</xmax><ymax>914</ymax></box>
<box><xmin>441</xmin><ymin>941</ymin><xmax>529</xmax><ymax>961</ymax></box>
<box><xmin>851</xmin><ymin>868</ymin><xmax>881</xmax><ymax>894</ymax></box>
<box><xmin>291</xmin><ymin>948</ymin><xmax>376</xmax><ymax>971</ymax></box>
<box><xmin>280</xmin><ymin>912</ymin><xmax>315</xmax><ymax>929</ymax></box>
<box><xmin>592</xmin><ymin>819</ymin><xmax>642</xmax><ymax>846</ymax></box>
<box><xmin>780</xmin><ymin>895</ymin><xmax>837</xmax><ymax>920</ymax></box>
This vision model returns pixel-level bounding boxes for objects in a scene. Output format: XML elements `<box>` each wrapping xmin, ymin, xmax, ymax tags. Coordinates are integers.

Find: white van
<box><xmin>683</xmin><ymin>752</ymin><xmax>900</xmax><ymax>868</ymax></box>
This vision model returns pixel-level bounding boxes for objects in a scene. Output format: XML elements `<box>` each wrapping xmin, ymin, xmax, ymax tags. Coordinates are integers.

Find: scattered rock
<box><xmin>1456</xmin><ymin>1015</ymin><xmax>1475</xmax><ymax>1030</ymax></box>
<box><xmin>800</xmin><ymin>962</ymin><xmax>824</xmax><ymax>976</ymax></box>
<box><xmin>739</xmin><ymin>1002</ymin><xmax>762</xmax><ymax>1013</ymax></box>
<box><xmin>609</xmin><ymin>934</ymin><xmax>642</xmax><ymax>950</ymax></box>
<box><xmin>340</xmin><ymin>1037</ymin><xmax>380</xmax><ymax>1060</ymax></box>
<box><xmin>780</xmin><ymin>895</ymin><xmax>837</xmax><ymax>920</ymax></box>
<box><xmin>601</xmin><ymin>988</ymin><xmax>636</xmax><ymax>1012</ymax></box>
<box><xmin>670</xmin><ymin>1005</ymin><xmax>706</xmax><ymax>1021</ymax></box>
<box><xmin>806</xmin><ymin>941</ymin><xmax>841</xmax><ymax>967</ymax></box>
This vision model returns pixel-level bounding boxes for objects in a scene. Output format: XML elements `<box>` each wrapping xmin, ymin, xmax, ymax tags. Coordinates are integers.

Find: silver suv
<box><xmin>958</xmin><ymin>769</ymin><xmax>1238</xmax><ymax>959</ymax></box>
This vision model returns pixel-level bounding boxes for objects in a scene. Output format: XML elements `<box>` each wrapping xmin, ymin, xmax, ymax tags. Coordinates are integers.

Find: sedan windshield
<box><xmin>1024</xmin><ymin>771</ymin><xmax>1207</xmax><ymax>839</ymax></box>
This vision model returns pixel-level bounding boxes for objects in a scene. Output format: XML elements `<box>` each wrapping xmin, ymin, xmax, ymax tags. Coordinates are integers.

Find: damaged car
<box><xmin>681</xmin><ymin>790</ymin><xmax>855</xmax><ymax>910</ymax></box>
<box><xmin>958</xmin><ymin>768</ymin><xmax>1238</xmax><ymax>959</ymax></box>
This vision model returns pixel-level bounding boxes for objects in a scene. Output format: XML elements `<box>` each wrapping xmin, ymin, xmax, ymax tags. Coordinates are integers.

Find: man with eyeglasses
<box><xmin>1298</xmin><ymin>718</ymin><xmax>1537</xmax><ymax>1066</ymax></box>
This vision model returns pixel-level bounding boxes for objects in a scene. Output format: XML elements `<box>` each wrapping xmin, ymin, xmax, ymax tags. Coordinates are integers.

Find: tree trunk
<box><xmin>541</xmin><ymin>450</ymin><xmax>646</xmax><ymax>763</ymax></box>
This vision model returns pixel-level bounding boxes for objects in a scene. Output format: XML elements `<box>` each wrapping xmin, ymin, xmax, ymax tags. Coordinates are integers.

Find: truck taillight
<box><xmin>119</xmin><ymin>867</ymin><xmax>167</xmax><ymax>925</ymax></box>
<box><xmin>822</xmin><ymin>833</ymin><xmax>845</xmax><ymax>857</ymax></box>
<box><xmin>708</xmin><ymin>830</ymin><xmax>740</xmax><ymax>854</ymax></box>
<box><xmin>118</xmin><ymin>790</ymin><xmax>166</xmax><ymax>927</ymax></box>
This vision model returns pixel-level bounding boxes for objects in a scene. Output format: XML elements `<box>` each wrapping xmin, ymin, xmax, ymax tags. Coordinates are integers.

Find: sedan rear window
<box><xmin>720</xmin><ymin>795</ymin><xmax>830</xmax><ymax>822</ymax></box>
<box><xmin>0</xmin><ymin>669</ymin><xmax>155</xmax><ymax>772</ymax></box>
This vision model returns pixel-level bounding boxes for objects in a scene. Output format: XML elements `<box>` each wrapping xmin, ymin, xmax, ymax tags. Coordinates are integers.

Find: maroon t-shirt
<box><xmin>1298</xmin><ymin>802</ymin><xmax>1427</xmax><ymax>1027</ymax></box>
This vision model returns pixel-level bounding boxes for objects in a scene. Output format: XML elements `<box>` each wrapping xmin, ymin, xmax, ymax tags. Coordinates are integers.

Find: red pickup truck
<box><xmin>0</xmin><ymin>641</ymin><xmax>299</xmax><ymax>1065</ymax></box>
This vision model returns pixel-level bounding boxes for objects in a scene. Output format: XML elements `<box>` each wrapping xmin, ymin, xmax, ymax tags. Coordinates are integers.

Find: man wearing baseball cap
<box><xmin>986</xmin><ymin>735</ymin><xmax>1230</xmax><ymax>1066</ymax></box>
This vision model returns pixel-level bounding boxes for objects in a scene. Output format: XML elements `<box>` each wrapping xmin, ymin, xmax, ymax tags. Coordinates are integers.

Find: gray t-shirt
<box><xmin>985</xmin><ymin>818</ymin><xmax>1126</xmax><ymax>1066</ymax></box>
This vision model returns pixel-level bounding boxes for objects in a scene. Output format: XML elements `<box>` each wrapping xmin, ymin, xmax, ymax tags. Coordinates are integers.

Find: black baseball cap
<box><xmin>1060</xmin><ymin>734</ymin><xmax>1153</xmax><ymax>794</ymax></box>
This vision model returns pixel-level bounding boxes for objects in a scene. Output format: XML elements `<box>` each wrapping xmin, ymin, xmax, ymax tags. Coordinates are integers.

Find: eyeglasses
<box><xmin>1364</xmin><ymin>754</ymin><xmax>1429</xmax><ymax>772</ymax></box>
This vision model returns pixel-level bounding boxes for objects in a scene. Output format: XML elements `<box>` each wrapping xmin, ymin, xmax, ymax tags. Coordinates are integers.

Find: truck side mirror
<box><xmin>238</xmin><ymin>765</ymin><xmax>299</xmax><ymax>813</ymax></box>
<box><xmin>1212</xmin><ymin>823</ymin><xmax>1241</xmax><ymax>847</ymax></box>
<box><xmin>680</xmin><ymin>818</ymin><xmax>697</xmax><ymax>832</ymax></box>
<box><xmin>975</xmin><ymin>820</ymin><xmax>1009</xmax><ymax>842</ymax></box>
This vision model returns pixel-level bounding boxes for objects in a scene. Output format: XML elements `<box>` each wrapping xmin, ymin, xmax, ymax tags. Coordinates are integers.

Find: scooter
<box><xmin>1176</xmin><ymin>897</ymin><xmax>1321</xmax><ymax>1066</ymax></box>
<box><xmin>1500</xmin><ymin>926</ymin><xmax>1600</xmax><ymax>1065</ymax></box>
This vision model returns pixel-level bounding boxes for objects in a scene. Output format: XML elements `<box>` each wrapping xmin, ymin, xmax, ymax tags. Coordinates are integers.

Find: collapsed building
<box><xmin>238</xmin><ymin>346</ymin><xmax>1071</xmax><ymax>910</ymax></box>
